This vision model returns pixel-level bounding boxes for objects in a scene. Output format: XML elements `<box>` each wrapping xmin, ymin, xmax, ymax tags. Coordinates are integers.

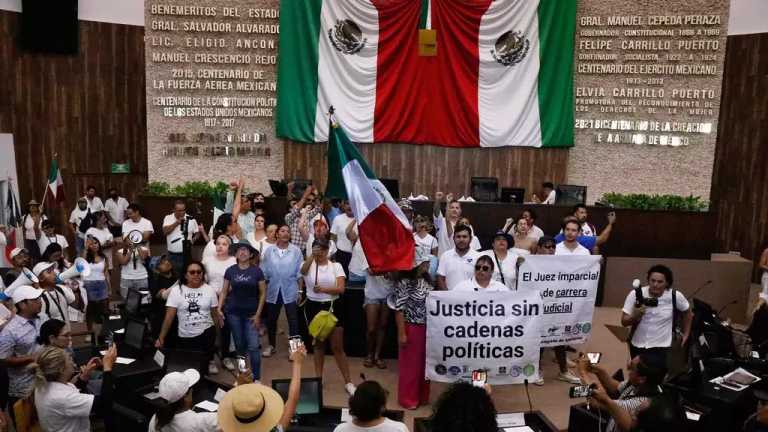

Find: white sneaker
<box><xmin>222</xmin><ymin>357</ymin><xmax>236</xmax><ymax>371</ymax></box>
<box><xmin>208</xmin><ymin>361</ymin><xmax>219</xmax><ymax>375</ymax></box>
<box><xmin>262</xmin><ymin>346</ymin><xmax>276</xmax><ymax>357</ymax></box>
<box><xmin>533</xmin><ymin>376</ymin><xmax>545</xmax><ymax>386</ymax></box>
<box><xmin>345</xmin><ymin>382</ymin><xmax>357</xmax><ymax>396</ymax></box>
<box><xmin>557</xmin><ymin>371</ymin><xmax>582</xmax><ymax>384</ymax></box>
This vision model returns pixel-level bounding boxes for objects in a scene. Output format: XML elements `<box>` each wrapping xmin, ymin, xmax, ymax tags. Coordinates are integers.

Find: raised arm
<box><xmin>433</xmin><ymin>191</ymin><xmax>444</xmax><ymax>218</ymax></box>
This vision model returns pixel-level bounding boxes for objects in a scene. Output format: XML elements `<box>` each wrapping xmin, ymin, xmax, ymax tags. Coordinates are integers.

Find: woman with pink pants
<box><xmin>390</xmin><ymin>249</ymin><xmax>432</xmax><ymax>410</ymax></box>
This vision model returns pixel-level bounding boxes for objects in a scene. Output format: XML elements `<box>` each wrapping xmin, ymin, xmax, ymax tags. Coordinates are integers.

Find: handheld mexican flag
<box><xmin>45</xmin><ymin>159</ymin><xmax>65</xmax><ymax>207</ymax></box>
<box><xmin>325</xmin><ymin>116</ymin><xmax>414</xmax><ymax>272</ymax></box>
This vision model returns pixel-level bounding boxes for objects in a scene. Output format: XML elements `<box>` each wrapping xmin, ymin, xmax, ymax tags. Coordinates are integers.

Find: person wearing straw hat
<box><xmin>218</xmin><ymin>345</ymin><xmax>308</xmax><ymax>432</ymax></box>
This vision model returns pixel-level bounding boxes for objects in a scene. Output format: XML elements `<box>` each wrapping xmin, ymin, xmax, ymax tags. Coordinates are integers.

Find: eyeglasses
<box><xmin>475</xmin><ymin>265</ymin><xmax>492</xmax><ymax>271</ymax></box>
<box><xmin>187</xmin><ymin>270</ymin><xmax>203</xmax><ymax>275</ymax></box>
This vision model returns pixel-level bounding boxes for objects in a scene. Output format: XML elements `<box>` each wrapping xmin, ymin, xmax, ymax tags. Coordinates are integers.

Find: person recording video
<box><xmin>620</xmin><ymin>265</ymin><xmax>692</xmax><ymax>362</ymax></box>
<box><xmin>576</xmin><ymin>352</ymin><xmax>667</xmax><ymax>432</ymax></box>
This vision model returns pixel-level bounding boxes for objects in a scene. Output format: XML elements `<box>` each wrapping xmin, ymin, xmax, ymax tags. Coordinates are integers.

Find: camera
<box><xmin>569</xmin><ymin>384</ymin><xmax>596</xmax><ymax>398</ymax></box>
<box><xmin>471</xmin><ymin>370</ymin><xmax>487</xmax><ymax>388</ymax></box>
<box><xmin>641</xmin><ymin>297</ymin><xmax>659</xmax><ymax>307</ymax></box>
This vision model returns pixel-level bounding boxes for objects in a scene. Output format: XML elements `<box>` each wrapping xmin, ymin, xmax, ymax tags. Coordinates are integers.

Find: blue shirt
<box><xmin>326</xmin><ymin>206</ymin><xmax>342</xmax><ymax>227</ymax></box>
<box><xmin>0</xmin><ymin>314</ymin><xmax>45</xmax><ymax>397</ymax></box>
<box><xmin>260</xmin><ymin>244</ymin><xmax>303</xmax><ymax>304</ymax></box>
<box><xmin>223</xmin><ymin>265</ymin><xmax>264</xmax><ymax>314</ymax></box>
<box><xmin>554</xmin><ymin>233</ymin><xmax>597</xmax><ymax>252</ymax></box>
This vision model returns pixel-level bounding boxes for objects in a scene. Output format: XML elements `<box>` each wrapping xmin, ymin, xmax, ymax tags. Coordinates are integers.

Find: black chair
<box><xmin>555</xmin><ymin>185</ymin><xmax>587</xmax><ymax>205</ymax></box>
<box><xmin>470</xmin><ymin>177</ymin><xmax>499</xmax><ymax>202</ymax></box>
<box><xmin>500</xmin><ymin>187</ymin><xmax>525</xmax><ymax>204</ymax></box>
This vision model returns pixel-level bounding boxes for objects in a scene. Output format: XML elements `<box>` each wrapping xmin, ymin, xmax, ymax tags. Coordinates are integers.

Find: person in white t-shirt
<box><xmin>330</xmin><ymin>200</ymin><xmax>358</xmax><ymax>276</ymax></box>
<box><xmin>555</xmin><ymin>219</ymin><xmax>591</xmax><ymax>256</ymax></box>
<box><xmin>162</xmin><ymin>200</ymin><xmax>204</xmax><ymax>276</ymax></box>
<box><xmin>202</xmin><ymin>235</ymin><xmax>238</xmax><ymax>372</ymax></box>
<box><xmin>480</xmin><ymin>231</ymin><xmax>519</xmax><ymax>290</ymax></box>
<box><xmin>621</xmin><ymin>264</ymin><xmax>692</xmax><ymax>360</ymax></box>
<box><xmin>333</xmin><ymin>381</ymin><xmax>409</xmax><ymax>432</ymax></box>
<box><xmin>38</xmin><ymin>220</ymin><xmax>71</xmax><ymax>262</ymax></box>
<box><xmin>246</xmin><ymin>214</ymin><xmax>275</xmax><ymax>255</ymax></box>
<box><xmin>69</xmin><ymin>198</ymin><xmax>90</xmax><ymax>255</ymax></box>
<box><xmin>433</xmin><ymin>192</ymin><xmax>462</xmax><ymax>257</ymax></box>
<box><xmin>304</xmin><ymin>218</ymin><xmax>338</xmax><ymax>259</ymax></box>
<box><xmin>22</xmin><ymin>200</ymin><xmax>46</xmax><ymax>260</ymax></box>
<box><xmin>413</xmin><ymin>216</ymin><xmax>438</xmax><ymax>257</ymax></box>
<box><xmin>85</xmin><ymin>211</ymin><xmax>115</xmax><ymax>270</ymax></box>
<box><xmin>33</xmin><ymin>344</ymin><xmax>117</xmax><ymax>432</ymax></box>
<box><xmin>82</xmin><ymin>237</ymin><xmax>110</xmax><ymax>332</ymax></box>
<box><xmin>532</xmin><ymin>182</ymin><xmax>557</xmax><ymax>205</ymax></box>
<box><xmin>437</xmin><ymin>225</ymin><xmax>481</xmax><ymax>290</ymax></box>
<box><xmin>301</xmin><ymin>239</ymin><xmax>357</xmax><ymax>396</ymax></box>
<box><xmin>454</xmin><ymin>256</ymin><xmax>508</xmax><ymax>292</ymax></box>
<box><xmin>156</xmin><ymin>261</ymin><xmax>221</xmax><ymax>375</ymax></box>
<box><xmin>502</xmin><ymin>208</ymin><xmax>545</xmax><ymax>241</ymax></box>
<box><xmin>83</xmin><ymin>186</ymin><xmax>104</xmax><ymax>212</ymax></box>
<box><xmin>34</xmin><ymin>261</ymin><xmax>84</xmax><ymax>327</ymax></box>
<box><xmin>116</xmin><ymin>242</ymin><xmax>150</xmax><ymax>300</ymax></box>
<box><xmin>121</xmin><ymin>203</ymin><xmax>154</xmax><ymax>245</ymax></box>
<box><xmin>104</xmin><ymin>188</ymin><xmax>129</xmax><ymax>238</ymax></box>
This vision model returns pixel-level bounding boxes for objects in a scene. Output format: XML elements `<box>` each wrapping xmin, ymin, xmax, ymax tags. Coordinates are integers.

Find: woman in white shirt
<box><xmin>301</xmin><ymin>239</ymin><xmax>356</xmax><ymax>396</ymax></box>
<box><xmin>22</xmin><ymin>200</ymin><xmax>45</xmax><ymax>260</ymax></box>
<box><xmin>333</xmin><ymin>381</ymin><xmax>409</xmax><ymax>432</ymax></box>
<box><xmin>85</xmin><ymin>212</ymin><xmax>115</xmax><ymax>270</ymax></box>
<box><xmin>413</xmin><ymin>216</ymin><xmax>438</xmax><ymax>257</ymax></box>
<box><xmin>155</xmin><ymin>261</ymin><xmax>222</xmax><ymax>375</ymax></box>
<box><xmin>82</xmin><ymin>237</ymin><xmax>110</xmax><ymax>333</ymax></box>
<box><xmin>480</xmin><ymin>231</ymin><xmax>519</xmax><ymax>290</ymax></box>
<box><xmin>202</xmin><ymin>235</ymin><xmax>237</xmax><ymax>372</ymax></box>
<box><xmin>453</xmin><ymin>256</ymin><xmax>508</xmax><ymax>292</ymax></box>
<box><xmin>246</xmin><ymin>214</ymin><xmax>274</xmax><ymax>255</ymax></box>
<box><xmin>33</xmin><ymin>344</ymin><xmax>117</xmax><ymax>432</ymax></box>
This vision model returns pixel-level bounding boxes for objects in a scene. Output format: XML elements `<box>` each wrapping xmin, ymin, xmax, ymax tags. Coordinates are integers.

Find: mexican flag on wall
<box><xmin>276</xmin><ymin>0</ymin><xmax>576</xmax><ymax>148</ymax></box>
<box><xmin>326</xmin><ymin>119</ymin><xmax>414</xmax><ymax>272</ymax></box>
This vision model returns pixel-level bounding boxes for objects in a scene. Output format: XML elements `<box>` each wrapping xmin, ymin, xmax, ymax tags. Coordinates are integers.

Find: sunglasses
<box><xmin>187</xmin><ymin>269</ymin><xmax>203</xmax><ymax>275</ymax></box>
<box><xmin>475</xmin><ymin>265</ymin><xmax>492</xmax><ymax>271</ymax></box>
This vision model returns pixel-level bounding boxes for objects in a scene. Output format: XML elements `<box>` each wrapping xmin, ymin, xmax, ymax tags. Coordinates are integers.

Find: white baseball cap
<box><xmin>11</xmin><ymin>285</ymin><xmax>43</xmax><ymax>305</ymax></box>
<box><xmin>158</xmin><ymin>369</ymin><xmax>200</xmax><ymax>403</ymax></box>
<box><xmin>9</xmin><ymin>248</ymin><xmax>28</xmax><ymax>260</ymax></box>
<box><xmin>32</xmin><ymin>262</ymin><xmax>56</xmax><ymax>277</ymax></box>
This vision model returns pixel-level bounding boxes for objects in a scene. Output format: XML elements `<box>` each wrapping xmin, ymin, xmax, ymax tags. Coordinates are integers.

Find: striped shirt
<box><xmin>606</xmin><ymin>381</ymin><xmax>649</xmax><ymax>432</ymax></box>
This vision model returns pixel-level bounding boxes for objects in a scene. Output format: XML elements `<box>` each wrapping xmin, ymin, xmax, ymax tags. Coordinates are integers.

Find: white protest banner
<box><xmin>518</xmin><ymin>255</ymin><xmax>601</xmax><ymax>347</ymax></box>
<box><xmin>426</xmin><ymin>290</ymin><xmax>542</xmax><ymax>385</ymax></box>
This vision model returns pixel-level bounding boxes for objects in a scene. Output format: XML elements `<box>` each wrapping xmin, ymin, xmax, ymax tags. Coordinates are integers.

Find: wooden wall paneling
<box><xmin>711</xmin><ymin>34</ymin><xmax>768</xmax><ymax>281</ymax></box>
<box><xmin>0</xmin><ymin>11</ymin><xmax>147</xmax><ymax>218</ymax></box>
<box><xmin>284</xmin><ymin>140</ymin><xmax>569</xmax><ymax>200</ymax></box>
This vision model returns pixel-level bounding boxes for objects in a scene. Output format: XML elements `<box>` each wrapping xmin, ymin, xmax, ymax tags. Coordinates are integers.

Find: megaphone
<box><xmin>126</xmin><ymin>229</ymin><xmax>143</xmax><ymax>245</ymax></box>
<box><xmin>6</xmin><ymin>267</ymin><xmax>40</xmax><ymax>297</ymax></box>
<box><xmin>56</xmin><ymin>257</ymin><xmax>92</xmax><ymax>283</ymax></box>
